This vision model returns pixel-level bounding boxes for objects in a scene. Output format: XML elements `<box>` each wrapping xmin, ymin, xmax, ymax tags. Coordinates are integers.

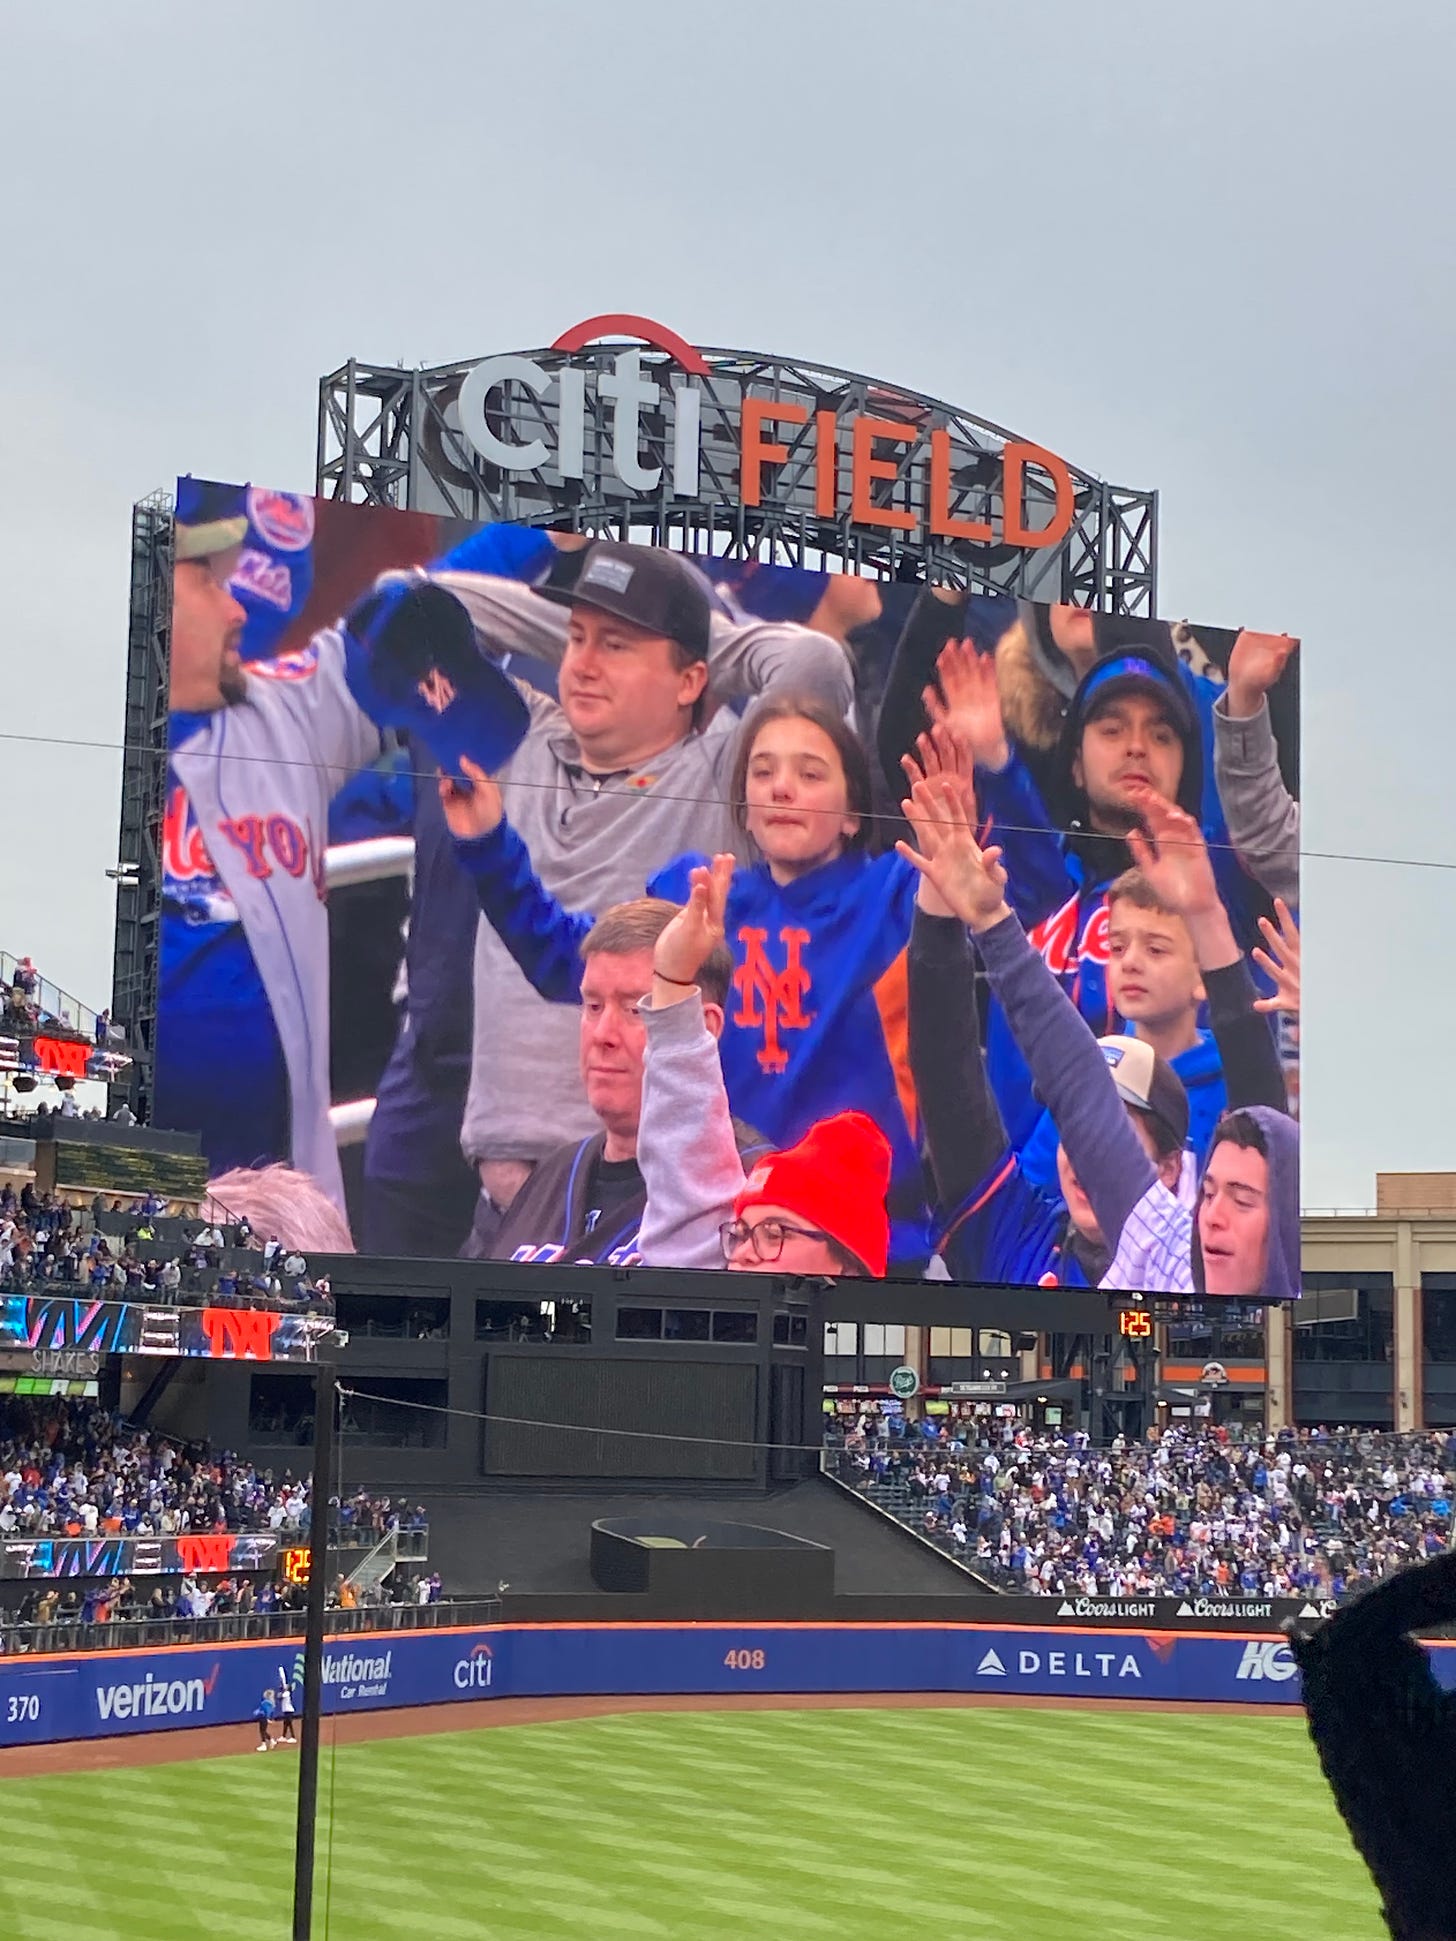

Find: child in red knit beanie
<box><xmin>730</xmin><ymin>1111</ymin><xmax>891</xmax><ymax>1277</ymax></box>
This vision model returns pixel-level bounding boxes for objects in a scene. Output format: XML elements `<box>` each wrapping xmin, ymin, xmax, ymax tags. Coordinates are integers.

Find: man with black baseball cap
<box><xmin>543</xmin><ymin>540</ymin><xmax>711</xmax><ymax>655</ymax></box>
<box><xmin>416</xmin><ymin>535</ymin><xmax>855</xmax><ymax>1240</ymax></box>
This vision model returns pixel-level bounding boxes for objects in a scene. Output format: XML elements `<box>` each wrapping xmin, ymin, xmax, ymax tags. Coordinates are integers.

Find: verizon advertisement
<box><xmin>154</xmin><ymin>482</ymin><xmax>1300</xmax><ymax>1297</ymax></box>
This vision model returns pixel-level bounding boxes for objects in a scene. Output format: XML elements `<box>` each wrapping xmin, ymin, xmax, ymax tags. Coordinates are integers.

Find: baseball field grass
<box><xmin>0</xmin><ymin>1706</ymin><xmax>1382</xmax><ymax>1940</ymax></box>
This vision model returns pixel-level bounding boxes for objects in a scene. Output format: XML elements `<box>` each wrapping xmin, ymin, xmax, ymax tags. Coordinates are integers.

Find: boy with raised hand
<box><xmin>899</xmin><ymin>777</ymin><xmax>1298</xmax><ymax>1298</ymax></box>
<box><xmin>1016</xmin><ymin>865</ymin><xmax>1217</xmax><ymax>1194</ymax></box>
<box><xmin>908</xmin><ymin>837</ymin><xmax>1188</xmax><ymax>1291</ymax></box>
<box><xmin>1120</xmin><ymin>783</ymin><xmax>1288</xmax><ymax>1125</ymax></box>
<box><xmin>1016</xmin><ymin>789</ymin><xmax>1290</xmax><ymax>1188</ymax></box>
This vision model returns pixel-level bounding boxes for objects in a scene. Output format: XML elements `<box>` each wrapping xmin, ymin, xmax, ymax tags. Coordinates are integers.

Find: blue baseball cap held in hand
<box><xmin>342</xmin><ymin>578</ymin><xmax>530</xmax><ymax>779</ymax></box>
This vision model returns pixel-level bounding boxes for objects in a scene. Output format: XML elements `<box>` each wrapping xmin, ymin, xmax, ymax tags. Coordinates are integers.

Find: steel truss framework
<box><xmin>317</xmin><ymin>345</ymin><xmax>1157</xmax><ymax>613</ymax></box>
<box><xmin>110</xmin><ymin>492</ymin><xmax>172</xmax><ymax>1116</ymax></box>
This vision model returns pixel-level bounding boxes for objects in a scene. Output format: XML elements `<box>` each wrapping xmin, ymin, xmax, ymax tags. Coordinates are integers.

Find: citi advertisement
<box><xmin>9</xmin><ymin>1625</ymin><xmax>1447</xmax><ymax>1750</ymax></box>
<box><xmin>441</xmin><ymin>314</ymin><xmax>1078</xmax><ymax>557</ymax></box>
<box><xmin>155</xmin><ymin>480</ymin><xmax>1300</xmax><ymax>1297</ymax></box>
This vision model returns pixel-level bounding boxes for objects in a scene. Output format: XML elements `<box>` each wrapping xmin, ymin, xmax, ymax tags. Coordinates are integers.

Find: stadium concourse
<box><xmin>829</xmin><ymin>1420</ymin><xmax>1456</xmax><ymax>1600</ymax></box>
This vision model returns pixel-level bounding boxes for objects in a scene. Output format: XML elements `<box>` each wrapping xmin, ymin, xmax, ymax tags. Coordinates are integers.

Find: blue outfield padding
<box><xmin>5</xmin><ymin>1624</ymin><xmax>1455</xmax><ymax>1748</ymax></box>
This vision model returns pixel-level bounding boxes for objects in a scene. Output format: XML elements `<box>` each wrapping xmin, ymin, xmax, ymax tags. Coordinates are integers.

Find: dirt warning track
<box><xmin>1</xmin><ymin>1689</ymin><xmax>1302</xmax><ymax>1778</ymax></box>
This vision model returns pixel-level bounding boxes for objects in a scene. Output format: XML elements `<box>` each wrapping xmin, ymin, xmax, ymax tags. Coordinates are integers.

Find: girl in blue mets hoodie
<box><xmin>444</xmin><ymin>696</ymin><xmax>934</xmax><ymax>1269</ymax></box>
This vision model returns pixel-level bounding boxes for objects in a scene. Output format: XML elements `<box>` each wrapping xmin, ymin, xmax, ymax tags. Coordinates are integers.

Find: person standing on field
<box><xmin>274</xmin><ymin>1667</ymin><xmax>297</xmax><ymax>1743</ymax></box>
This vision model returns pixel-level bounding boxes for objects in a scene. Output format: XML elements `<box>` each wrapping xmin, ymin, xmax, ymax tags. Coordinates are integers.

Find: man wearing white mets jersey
<box><xmin>158</xmin><ymin>507</ymin><xmax>382</xmax><ymax>1214</ymax></box>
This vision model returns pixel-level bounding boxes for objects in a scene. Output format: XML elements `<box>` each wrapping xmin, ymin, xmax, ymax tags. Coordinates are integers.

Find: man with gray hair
<box><xmin>479</xmin><ymin>895</ymin><xmax>760</xmax><ymax>1266</ymax></box>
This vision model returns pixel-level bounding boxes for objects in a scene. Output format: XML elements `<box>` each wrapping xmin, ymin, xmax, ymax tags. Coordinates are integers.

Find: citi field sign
<box><xmin>454</xmin><ymin>313</ymin><xmax>1077</xmax><ymax>552</ymax></box>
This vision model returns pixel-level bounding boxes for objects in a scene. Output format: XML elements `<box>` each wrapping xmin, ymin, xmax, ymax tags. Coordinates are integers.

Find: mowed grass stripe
<box><xmin>0</xmin><ymin>1708</ymin><xmax>1382</xmax><ymax>1941</ymax></box>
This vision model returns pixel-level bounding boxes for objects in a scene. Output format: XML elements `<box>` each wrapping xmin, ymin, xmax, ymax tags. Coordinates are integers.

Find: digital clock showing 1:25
<box><xmin>1117</xmin><ymin>1308</ymin><xmax>1154</xmax><ymax>1339</ymax></box>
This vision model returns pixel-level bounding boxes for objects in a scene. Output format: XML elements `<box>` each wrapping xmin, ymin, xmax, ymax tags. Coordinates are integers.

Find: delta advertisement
<box><xmin>155</xmin><ymin>481</ymin><xmax>1300</xmax><ymax>1297</ymax></box>
<box><xmin>5</xmin><ymin>1621</ymin><xmax>1441</xmax><ymax>1750</ymax></box>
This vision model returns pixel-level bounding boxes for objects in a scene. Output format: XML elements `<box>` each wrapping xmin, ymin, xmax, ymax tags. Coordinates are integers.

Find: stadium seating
<box><xmin>826</xmin><ymin>1423</ymin><xmax>1456</xmax><ymax>1598</ymax></box>
<box><xmin>0</xmin><ymin>1400</ymin><xmax>443</xmax><ymax>1654</ymax></box>
<box><xmin>0</xmin><ymin>1186</ymin><xmax>334</xmax><ymax>1313</ymax></box>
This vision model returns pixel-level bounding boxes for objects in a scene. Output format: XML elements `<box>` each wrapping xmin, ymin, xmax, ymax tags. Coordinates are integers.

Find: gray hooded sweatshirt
<box><xmin>434</xmin><ymin>571</ymin><xmax>854</xmax><ymax>1170</ymax></box>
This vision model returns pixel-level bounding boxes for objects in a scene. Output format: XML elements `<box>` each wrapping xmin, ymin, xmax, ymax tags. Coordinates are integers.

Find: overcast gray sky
<box><xmin>1</xmin><ymin>0</ymin><xmax>1450</xmax><ymax>1209</ymax></box>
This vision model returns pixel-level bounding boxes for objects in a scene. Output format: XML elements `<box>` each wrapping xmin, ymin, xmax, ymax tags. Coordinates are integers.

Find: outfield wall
<box><xmin>7</xmin><ymin>1623</ymin><xmax>1454</xmax><ymax>1748</ymax></box>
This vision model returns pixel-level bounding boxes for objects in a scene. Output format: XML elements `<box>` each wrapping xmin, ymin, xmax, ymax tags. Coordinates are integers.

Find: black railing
<box><xmin>0</xmin><ymin>1595</ymin><xmax>500</xmax><ymax>1658</ymax></box>
<box><xmin>0</xmin><ymin>1265</ymin><xmax>333</xmax><ymax>1308</ymax></box>
<box><xmin>821</xmin><ymin>1446</ymin><xmax>1009</xmax><ymax>1589</ymax></box>
<box><xmin>327</xmin><ymin>1526</ymin><xmax>428</xmax><ymax>1555</ymax></box>
<box><xmin>0</xmin><ymin>1523</ymin><xmax>429</xmax><ymax>1555</ymax></box>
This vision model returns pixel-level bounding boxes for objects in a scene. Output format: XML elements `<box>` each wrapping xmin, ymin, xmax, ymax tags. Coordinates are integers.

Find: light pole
<box><xmin>291</xmin><ymin>1357</ymin><xmax>337</xmax><ymax>1941</ymax></box>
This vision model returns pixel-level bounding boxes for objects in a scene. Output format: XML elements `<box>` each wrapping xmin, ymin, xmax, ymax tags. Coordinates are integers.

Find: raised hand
<box><xmin>900</xmin><ymin>728</ymin><xmax>978</xmax><ymax>918</ymax></box>
<box><xmin>1226</xmin><ymin>631</ymin><xmax>1299</xmax><ymax>719</ymax></box>
<box><xmin>896</xmin><ymin>776</ymin><xmax>1010</xmax><ymax>934</ymax></box>
<box><xmin>654</xmin><ymin>852</ymin><xmax>735</xmax><ymax>996</ymax></box>
<box><xmin>438</xmin><ymin>755</ymin><xmax>504</xmax><ymax>840</ymax></box>
<box><xmin>1124</xmin><ymin>785</ymin><xmax>1220</xmax><ymax>918</ymax></box>
<box><xmin>901</xmin><ymin>721</ymin><xmax>978</xmax><ymax>815</ymax></box>
<box><xmin>922</xmin><ymin>638</ymin><xmax>1010</xmax><ymax>772</ymax></box>
<box><xmin>1252</xmin><ymin>898</ymin><xmax>1301</xmax><ymax>1015</ymax></box>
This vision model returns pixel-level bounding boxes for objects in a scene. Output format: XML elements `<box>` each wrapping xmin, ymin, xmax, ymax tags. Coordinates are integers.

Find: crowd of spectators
<box><xmin>0</xmin><ymin>953</ymin><xmax>104</xmax><ymax>1044</ymax></box>
<box><xmin>1</xmin><ymin>1096</ymin><xmax>115</xmax><ymax>1125</ymax></box>
<box><xmin>830</xmin><ymin>1417</ymin><xmax>1456</xmax><ymax>1599</ymax></box>
<box><xmin>0</xmin><ymin>1402</ymin><xmax>427</xmax><ymax>1543</ymax></box>
<box><xmin>0</xmin><ymin>1403</ymin><xmax>439</xmax><ymax>1650</ymax></box>
<box><xmin>0</xmin><ymin>1399</ymin><xmax>318</xmax><ymax>1540</ymax></box>
<box><xmin>0</xmin><ymin>1181</ymin><xmax>335</xmax><ymax>1312</ymax></box>
<box><xmin>0</xmin><ymin>1564</ymin><xmax>446</xmax><ymax>1654</ymax></box>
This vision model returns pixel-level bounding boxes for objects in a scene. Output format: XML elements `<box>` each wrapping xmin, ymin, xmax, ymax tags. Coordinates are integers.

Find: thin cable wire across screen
<box><xmin>0</xmin><ymin>721</ymin><xmax>1412</xmax><ymax>874</ymax></box>
<box><xmin>336</xmin><ymin>1385</ymin><xmax>1081</xmax><ymax>1457</ymax></box>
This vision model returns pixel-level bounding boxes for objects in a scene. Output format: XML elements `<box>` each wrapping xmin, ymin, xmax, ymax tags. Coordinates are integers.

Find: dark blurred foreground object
<box><xmin>1285</xmin><ymin>1551</ymin><xmax>1456</xmax><ymax>1941</ymax></box>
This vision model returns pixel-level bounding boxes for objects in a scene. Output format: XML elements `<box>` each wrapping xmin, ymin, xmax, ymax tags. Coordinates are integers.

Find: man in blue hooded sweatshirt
<box><xmin>918</xmin><ymin>634</ymin><xmax>1273</xmax><ymax>1152</ymax></box>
